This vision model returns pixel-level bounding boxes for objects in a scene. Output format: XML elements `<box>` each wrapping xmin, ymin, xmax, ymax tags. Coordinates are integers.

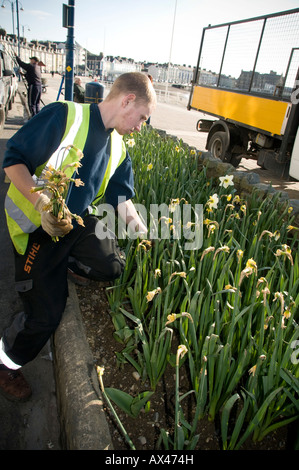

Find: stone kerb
<box><xmin>198</xmin><ymin>152</ymin><xmax>299</xmax><ymax>227</ymax></box>
<box><xmin>154</xmin><ymin>128</ymin><xmax>299</xmax><ymax>229</ymax></box>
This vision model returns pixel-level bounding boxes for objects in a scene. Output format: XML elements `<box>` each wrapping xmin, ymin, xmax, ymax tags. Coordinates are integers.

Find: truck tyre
<box><xmin>208</xmin><ymin>130</ymin><xmax>241</xmax><ymax>167</ymax></box>
<box><xmin>208</xmin><ymin>131</ymin><xmax>229</xmax><ymax>160</ymax></box>
<box><xmin>0</xmin><ymin>107</ymin><xmax>5</xmax><ymax>131</ymax></box>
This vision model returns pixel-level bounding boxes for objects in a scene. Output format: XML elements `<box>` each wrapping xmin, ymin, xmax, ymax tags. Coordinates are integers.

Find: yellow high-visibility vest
<box><xmin>5</xmin><ymin>101</ymin><xmax>127</xmax><ymax>254</ymax></box>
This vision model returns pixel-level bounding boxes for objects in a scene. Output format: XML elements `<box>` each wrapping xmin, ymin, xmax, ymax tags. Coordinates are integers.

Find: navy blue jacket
<box><xmin>16</xmin><ymin>57</ymin><xmax>41</xmax><ymax>86</ymax></box>
<box><xmin>3</xmin><ymin>102</ymin><xmax>135</xmax><ymax>216</ymax></box>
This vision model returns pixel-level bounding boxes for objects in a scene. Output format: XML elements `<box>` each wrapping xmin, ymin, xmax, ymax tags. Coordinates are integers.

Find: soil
<box><xmin>76</xmin><ymin>279</ymin><xmax>290</xmax><ymax>451</ymax></box>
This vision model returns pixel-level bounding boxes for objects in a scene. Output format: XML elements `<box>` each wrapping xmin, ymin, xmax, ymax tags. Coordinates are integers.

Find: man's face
<box><xmin>115</xmin><ymin>96</ymin><xmax>154</xmax><ymax>135</ymax></box>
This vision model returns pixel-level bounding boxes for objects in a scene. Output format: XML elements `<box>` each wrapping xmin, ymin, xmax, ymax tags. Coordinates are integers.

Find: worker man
<box><xmin>0</xmin><ymin>72</ymin><xmax>156</xmax><ymax>401</ymax></box>
<box><xmin>15</xmin><ymin>55</ymin><xmax>42</xmax><ymax>116</ymax></box>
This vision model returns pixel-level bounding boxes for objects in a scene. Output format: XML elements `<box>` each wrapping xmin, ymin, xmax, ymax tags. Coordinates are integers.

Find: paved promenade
<box><xmin>0</xmin><ymin>86</ymin><xmax>61</xmax><ymax>450</ymax></box>
<box><xmin>0</xmin><ymin>84</ymin><xmax>110</xmax><ymax>450</ymax></box>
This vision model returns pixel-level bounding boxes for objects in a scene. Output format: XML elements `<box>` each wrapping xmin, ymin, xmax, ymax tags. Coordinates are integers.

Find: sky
<box><xmin>0</xmin><ymin>0</ymin><xmax>299</xmax><ymax>67</ymax></box>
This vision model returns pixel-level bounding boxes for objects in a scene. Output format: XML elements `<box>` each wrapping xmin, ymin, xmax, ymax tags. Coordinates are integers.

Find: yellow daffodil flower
<box><xmin>31</xmin><ymin>146</ymin><xmax>85</xmax><ymax>238</ymax></box>
<box><xmin>246</xmin><ymin>258</ymin><xmax>257</xmax><ymax>272</ymax></box>
<box><xmin>273</xmin><ymin>291</ymin><xmax>285</xmax><ymax>315</ymax></box>
<box><xmin>169</xmin><ymin>198</ymin><xmax>180</xmax><ymax>212</ymax></box>
<box><xmin>200</xmin><ymin>246</ymin><xmax>215</xmax><ymax>261</ymax></box>
<box><xmin>274</xmin><ymin>231</ymin><xmax>280</xmax><ymax>240</ymax></box>
<box><xmin>219</xmin><ymin>174</ymin><xmax>234</xmax><ymax>188</ymax></box>
<box><xmin>146</xmin><ymin>287</ymin><xmax>162</xmax><ymax>302</ymax></box>
<box><xmin>259</xmin><ymin>230</ymin><xmax>274</xmax><ymax>240</ymax></box>
<box><xmin>207</xmin><ymin>193</ymin><xmax>219</xmax><ymax>210</ymax></box>
<box><xmin>184</xmin><ymin>221</ymin><xmax>195</xmax><ymax>229</ymax></box>
<box><xmin>257</xmin><ymin>277</ymin><xmax>268</xmax><ymax>286</ymax></box>
<box><xmin>275</xmin><ymin>244</ymin><xmax>293</xmax><ymax>265</ymax></box>
<box><xmin>166</xmin><ymin>313</ymin><xmax>177</xmax><ymax>324</ymax></box>
<box><xmin>168</xmin><ymin>271</ymin><xmax>187</xmax><ymax>284</ymax></box>
<box><xmin>225</xmin><ymin>284</ymin><xmax>237</xmax><ymax>292</ymax></box>
<box><xmin>165</xmin><ymin>312</ymin><xmax>193</xmax><ymax>326</ymax></box>
<box><xmin>208</xmin><ymin>224</ymin><xmax>216</xmax><ymax>237</ymax></box>
<box><xmin>126</xmin><ymin>138</ymin><xmax>135</xmax><ymax>148</ymax></box>
<box><xmin>137</xmin><ymin>239</ymin><xmax>152</xmax><ymax>251</ymax></box>
<box><xmin>176</xmin><ymin>344</ymin><xmax>188</xmax><ymax>365</ymax></box>
<box><xmin>158</xmin><ymin>216</ymin><xmax>172</xmax><ymax>224</ymax></box>
<box><xmin>283</xmin><ymin>308</ymin><xmax>291</xmax><ymax>319</ymax></box>
<box><xmin>224</xmin><ymin>203</ymin><xmax>235</xmax><ymax>213</ymax></box>
<box><xmin>213</xmin><ymin>245</ymin><xmax>230</xmax><ymax>259</ymax></box>
<box><xmin>97</xmin><ymin>366</ymin><xmax>105</xmax><ymax>376</ymax></box>
<box><xmin>239</xmin><ymin>258</ymin><xmax>257</xmax><ymax>285</ymax></box>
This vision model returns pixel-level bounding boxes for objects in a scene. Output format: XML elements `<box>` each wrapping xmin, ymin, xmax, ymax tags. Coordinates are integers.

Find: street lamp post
<box><xmin>166</xmin><ymin>0</ymin><xmax>178</xmax><ymax>97</ymax></box>
<box><xmin>1</xmin><ymin>0</ymin><xmax>15</xmax><ymax>36</ymax></box>
<box><xmin>1</xmin><ymin>0</ymin><xmax>24</xmax><ymax>55</ymax></box>
<box><xmin>63</xmin><ymin>0</ymin><xmax>75</xmax><ymax>101</ymax></box>
<box><xmin>21</xmin><ymin>24</ymin><xmax>30</xmax><ymax>39</ymax></box>
<box><xmin>15</xmin><ymin>0</ymin><xmax>21</xmax><ymax>56</ymax></box>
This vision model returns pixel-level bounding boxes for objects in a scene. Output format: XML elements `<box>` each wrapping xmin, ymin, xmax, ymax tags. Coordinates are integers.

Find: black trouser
<box><xmin>28</xmin><ymin>83</ymin><xmax>42</xmax><ymax>116</ymax></box>
<box><xmin>2</xmin><ymin>216</ymin><xmax>125</xmax><ymax>367</ymax></box>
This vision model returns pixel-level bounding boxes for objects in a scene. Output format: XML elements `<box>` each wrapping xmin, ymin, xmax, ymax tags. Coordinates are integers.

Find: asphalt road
<box><xmin>0</xmin><ymin>87</ymin><xmax>61</xmax><ymax>450</ymax></box>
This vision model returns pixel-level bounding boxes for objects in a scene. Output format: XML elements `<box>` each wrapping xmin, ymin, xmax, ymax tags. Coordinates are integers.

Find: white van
<box><xmin>0</xmin><ymin>44</ymin><xmax>16</xmax><ymax>130</ymax></box>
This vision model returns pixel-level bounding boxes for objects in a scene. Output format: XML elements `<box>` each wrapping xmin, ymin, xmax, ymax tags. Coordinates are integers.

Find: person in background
<box><xmin>15</xmin><ymin>56</ymin><xmax>42</xmax><ymax>117</ymax></box>
<box><xmin>73</xmin><ymin>77</ymin><xmax>85</xmax><ymax>103</ymax></box>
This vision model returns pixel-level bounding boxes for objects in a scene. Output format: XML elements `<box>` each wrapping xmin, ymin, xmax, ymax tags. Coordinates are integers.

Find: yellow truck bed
<box><xmin>190</xmin><ymin>86</ymin><xmax>291</xmax><ymax>137</ymax></box>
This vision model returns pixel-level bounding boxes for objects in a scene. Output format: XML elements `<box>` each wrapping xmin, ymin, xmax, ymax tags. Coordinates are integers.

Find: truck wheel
<box><xmin>208</xmin><ymin>131</ymin><xmax>241</xmax><ymax>167</ymax></box>
<box><xmin>0</xmin><ymin>107</ymin><xmax>5</xmax><ymax>131</ymax></box>
<box><xmin>208</xmin><ymin>131</ymin><xmax>229</xmax><ymax>160</ymax></box>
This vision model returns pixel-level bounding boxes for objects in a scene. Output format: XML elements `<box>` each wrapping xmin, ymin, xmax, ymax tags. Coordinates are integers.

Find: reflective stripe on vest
<box><xmin>5</xmin><ymin>101</ymin><xmax>90</xmax><ymax>255</ymax></box>
<box><xmin>5</xmin><ymin>101</ymin><xmax>126</xmax><ymax>254</ymax></box>
<box><xmin>35</xmin><ymin>101</ymin><xmax>90</xmax><ymax>178</ymax></box>
<box><xmin>94</xmin><ymin>129</ymin><xmax>126</xmax><ymax>204</ymax></box>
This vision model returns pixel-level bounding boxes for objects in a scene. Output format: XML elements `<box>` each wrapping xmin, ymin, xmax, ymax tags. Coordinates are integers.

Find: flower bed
<box><xmin>97</xmin><ymin>125</ymin><xmax>299</xmax><ymax>450</ymax></box>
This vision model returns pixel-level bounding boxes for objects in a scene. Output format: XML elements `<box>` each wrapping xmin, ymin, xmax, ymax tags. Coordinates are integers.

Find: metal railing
<box><xmin>195</xmin><ymin>8</ymin><xmax>299</xmax><ymax>101</ymax></box>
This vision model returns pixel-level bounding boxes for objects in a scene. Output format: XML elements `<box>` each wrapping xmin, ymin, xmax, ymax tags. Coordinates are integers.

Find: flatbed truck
<box><xmin>188</xmin><ymin>8</ymin><xmax>299</xmax><ymax>180</ymax></box>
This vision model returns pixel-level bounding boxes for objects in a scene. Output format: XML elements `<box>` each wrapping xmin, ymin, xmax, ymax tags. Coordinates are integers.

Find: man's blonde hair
<box><xmin>106</xmin><ymin>72</ymin><xmax>156</xmax><ymax>105</ymax></box>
